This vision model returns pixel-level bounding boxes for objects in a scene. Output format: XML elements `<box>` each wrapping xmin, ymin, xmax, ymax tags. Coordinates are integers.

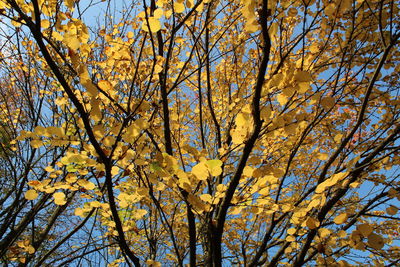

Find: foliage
<box><xmin>0</xmin><ymin>0</ymin><xmax>400</xmax><ymax>266</ymax></box>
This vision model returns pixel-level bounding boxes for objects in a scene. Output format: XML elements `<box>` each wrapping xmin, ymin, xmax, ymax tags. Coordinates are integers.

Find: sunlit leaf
<box><xmin>191</xmin><ymin>161</ymin><xmax>209</xmax><ymax>181</ymax></box>
<box><xmin>77</xmin><ymin>179</ymin><xmax>96</xmax><ymax>190</ymax></box>
<box><xmin>25</xmin><ymin>190</ymin><xmax>38</xmax><ymax>200</ymax></box>
<box><xmin>53</xmin><ymin>192</ymin><xmax>67</xmax><ymax>205</ymax></box>
<box><xmin>333</xmin><ymin>213</ymin><xmax>348</xmax><ymax>224</ymax></box>
<box><xmin>206</xmin><ymin>159</ymin><xmax>223</xmax><ymax>176</ymax></box>
<box><xmin>174</xmin><ymin>2</ymin><xmax>185</xmax><ymax>13</ymax></box>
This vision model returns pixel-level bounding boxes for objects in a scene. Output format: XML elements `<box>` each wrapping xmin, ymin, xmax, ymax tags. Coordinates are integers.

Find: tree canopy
<box><xmin>0</xmin><ymin>0</ymin><xmax>399</xmax><ymax>266</ymax></box>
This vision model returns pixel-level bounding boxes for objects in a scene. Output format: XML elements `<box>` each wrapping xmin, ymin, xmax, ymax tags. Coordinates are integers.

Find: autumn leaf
<box><xmin>306</xmin><ymin>217</ymin><xmax>320</xmax><ymax>229</ymax></box>
<box><xmin>367</xmin><ymin>233</ymin><xmax>385</xmax><ymax>250</ymax></box>
<box><xmin>25</xmin><ymin>190</ymin><xmax>38</xmax><ymax>200</ymax></box>
<box><xmin>294</xmin><ymin>71</ymin><xmax>312</xmax><ymax>82</ymax></box>
<box><xmin>64</xmin><ymin>0</ymin><xmax>75</xmax><ymax>10</ymax></box>
<box><xmin>63</xmin><ymin>34</ymin><xmax>80</xmax><ymax>51</ymax></box>
<box><xmin>333</xmin><ymin>213</ymin><xmax>348</xmax><ymax>224</ymax></box>
<box><xmin>142</xmin><ymin>17</ymin><xmax>161</xmax><ymax>32</ymax></box>
<box><xmin>205</xmin><ymin>159</ymin><xmax>223</xmax><ymax>176</ymax></box>
<box><xmin>174</xmin><ymin>2</ymin><xmax>185</xmax><ymax>13</ymax></box>
<box><xmin>53</xmin><ymin>192</ymin><xmax>67</xmax><ymax>205</ymax></box>
<box><xmin>77</xmin><ymin>179</ymin><xmax>96</xmax><ymax>190</ymax></box>
<box><xmin>386</xmin><ymin>205</ymin><xmax>398</xmax><ymax>215</ymax></box>
<box><xmin>191</xmin><ymin>161</ymin><xmax>209</xmax><ymax>181</ymax></box>
<box><xmin>357</xmin><ymin>224</ymin><xmax>373</xmax><ymax>238</ymax></box>
<box><xmin>30</xmin><ymin>139</ymin><xmax>44</xmax><ymax>148</ymax></box>
<box><xmin>2</xmin><ymin>0</ymin><xmax>400</xmax><ymax>265</ymax></box>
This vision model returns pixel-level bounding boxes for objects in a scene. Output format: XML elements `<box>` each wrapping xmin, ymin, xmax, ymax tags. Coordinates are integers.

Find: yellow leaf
<box><xmin>334</xmin><ymin>134</ymin><xmax>343</xmax><ymax>143</ymax></box>
<box><xmin>44</xmin><ymin>166</ymin><xmax>54</xmax><ymax>172</ymax></box>
<box><xmin>340</xmin><ymin>0</ymin><xmax>352</xmax><ymax>13</ymax></box>
<box><xmin>41</xmin><ymin>19</ymin><xmax>50</xmax><ymax>28</ymax></box>
<box><xmin>34</xmin><ymin>126</ymin><xmax>46</xmax><ymax>135</ymax></box>
<box><xmin>315</xmin><ymin>173</ymin><xmax>343</xmax><ymax>193</ymax></box>
<box><xmin>154</xmin><ymin>64</ymin><xmax>163</xmax><ymax>74</ymax></box>
<box><xmin>30</xmin><ymin>139</ymin><xmax>43</xmax><ymax>148</ymax></box>
<box><xmin>11</xmin><ymin>20</ymin><xmax>21</xmax><ymax>28</ymax></box>
<box><xmin>142</xmin><ymin>17</ymin><xmax>161</xmax><ymax>33</ymax></box>
<box><xmin>235</xmin><ymin>113</ymin><xmax>248</xmax><ymax>127</ymax></box>
<box><xmin>200</xmin><ymin>194</ymin><xmax>213</xmax><ymax>203</ymax></box>
<box><xmin>165</xmin><ymin>9</ymin><xmax>172</xmax><ymax>18</ymax></box>
<box><xmin>332</xmin><ymin>172</ymin><xmax>348</xmax><ymax>181</ymax></box>
<box><xmin>25</xmin><ymin>190</ymin><xmax>38</xmax><ymax>200</ymax></box>
<box><xmin>287</xmin><ymin>228</ymin><xmax>296</xmax><ymax>235</ymax></box>
<box><xmin>111</xmin><ymin>166</ymin><xmax>119</xmax><ymax>176</ymax></box>
<box><xmin>229</xmin><ymin>206</ymin><xmax>243</xmax><ymax>215</ymax></box>
<box><xmin>27</xmin><ymin>245</ymin><xmax>35</xmax><ymax>254</ymax></box>
<box><xmin>349</xmin><ymin>181</ymin><xmax>360</xmax><ymax>188</ymax></box>
<box><xmin>154</xmin><ymin>8</ymin><xmax>163</xmax><ymax>19</ymax></box>
<box><xmin>297</xmin><ymin>82</ymin><xmax>310</xmax><ymax>93</ymax></box>
<box><xmin>98</xmin><ymin>80</ymin><xmax>113</xmax><ymax>91</ymax></box>
<box><xmin>277</xmin><ymin>94</ymin><xmax>288</xmax><ymax>105</ymax></box>
<box><xmin>77</xmin><ymin>179</ymin><xmax>96</xmax><ymax>190</ymax></box>
<box><xmin>309</xmin><ymin>43</ymin><xmax>319</xmax><ymax>53</ymax></box>
<box><xmin>333</xmin><ymin>213</ymin><xmax>348</xmax><ymax>224</ymax></box>
<box><xmin>186</xmin><ymin>0</ymin><xmax>194</xmax><ymax>8</ymax></box>
<box><xmin>216</xmin><ymin>184</ymin><xmax>226</xmax><ymax>192</ymax></box>
<box><xmin>269</xmin><ymin>22</ymin><xmax>278</xmax><ymax>37</ymax></box>
<box><xmin>258</xmin><ymin>187</ymin><xmax>269</xmax><ymax>195</ymax></box>
<box><xmin>74</xmin><ymin>207</ymin><xmax>85</xmax><ymax>217</ymax></box>
<box><xmin>282</xmin><ymin>87</ymin><xmax>295</xmax><ymax>97</ymax></box>
<box><xmin>191</xmin><ymin>162</ymin><xmax>209</xmax><ymax>180</ymax></box>
<box><xmin>63</xmin><ymin>35</ymin><xmax>80</xmax><ymax>51</ymax></box>
<box><xmin>286</xmin><ymin>235</ymin><xmax>295</xmax><ymax>242</ymax></box>
<box><xmin>146</xmin><ymin>259</ymin><xmax>161</xmax><ymax>267</ymax></box>
<box><xmin>0</xmin><ymin>1</ymin><xmax>10</xmax><ymax>9</ymax></box>
<box><xmin>123</xmin><ymin>121</ymin><xmax>141</xmax><ymax>142</ymax></box>
<box><xmin>119</xmin><ymin>199</ymin><xmax>129</xmax><ymax>208</ymax></box>
<box><xmin>91</xmin><ymin>201</ymin><xmax>101</xmax><ymax>208</ymax></box>
<box><xmin>47</xmin><ymin>126</ymin><xmax>64</xmax><ymax>137</ymax></box>
<box><xmin>28</xmin><ymin>180</ymin><xmax>42</xmax><ymax>188</ymax></box>
<box><xmin>243</xmin><ymin>166</ymin><xmax>254</xmax><ymax>177</ymax></box>
<box><xmin>127</xmin><ymin>31</ymin><xmax>134</xmax><ymax>39</ymax></box>
<box><xmin>188</xmin><ymin>194</ymin><xmax>208</xmax><ymax>213</ymax></box>
<box><xmin>53</xmin><ymin>192</ymin><xmax>67</xmax><ymax>205</ymax></box>
<box><xmin>64</xmin><ymin>0</ymin><xmax>75</xmax><ymax>10</ymax></box>
<box><xmin>133</xmin><ymin>209</ymin><xmax>147</xmax><ymax>220</ymax></box>
<box><xmin>174</xmin><ymin>2</ymin><xmax>185</xmax><ymax>13</ymax></box>
<box><xmin>284</xmin><ymin>247</ymin><xmax>293</xmax><ymax>254</ymax></box>
<box><xmin>52</xmin><ymin>31</ymin><xmax>64</xmax><ymax>41</ymax></box>
<box><xmin>206</xmin><ymin>159</ymin><xmax>223</xmax><ymax>176</ymax></box>
<box><xmin>245</xmin><ymin>19</ymin><xmax>260</xmax><ymax>33</ymax></box>
<box><xmin>80</xmin><ymin>70</ymin><xmax>98</xmax><ymax>96</ymax></box>
<box><xmin>318</xmin><ymin>228</ymin><xmax>331</xmax><ymax>238</ymax></box>
<box><xmin>317</xmin><ymin>153</ymin><xmax>329</xmax><ymax>160</ymax></box>
<box><xmin>268</xmin><ymin>73</ymin><xmax>284</xmax><ymax>88</ymax></box>
<box><xmin>315</xmin><ymin>182</ymin><xmax>329</xmax><ymax>194</ymax></box>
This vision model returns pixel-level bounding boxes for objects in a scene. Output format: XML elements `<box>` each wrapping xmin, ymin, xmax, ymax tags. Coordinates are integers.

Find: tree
<box><xmin>0</xmin><ymin>0</ymin><xmax>399</xmax><ymax>265</ymax></box>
